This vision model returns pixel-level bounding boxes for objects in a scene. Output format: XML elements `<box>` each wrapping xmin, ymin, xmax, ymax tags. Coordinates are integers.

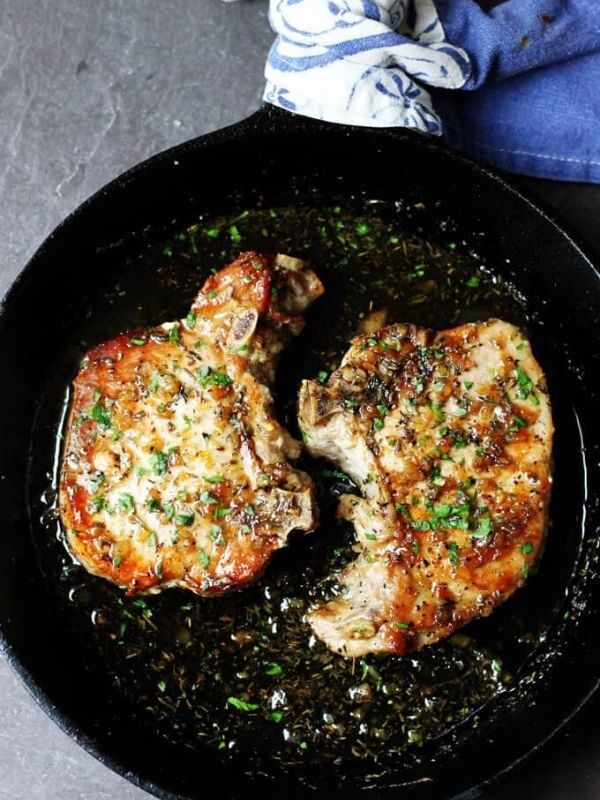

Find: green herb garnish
<box><xmin>227</xmin><ymin>696</ymin><xmax>259</xmax><ymax>712</ymax></box>
<box><xmin>447</xmin><ymin>541</ymin><xmax>460</xmax><ymax>566</ymax></box>
<box><xmin>472</xmin><ymin>517</ymin><xmax>493</xmax><ymax>539</ymax></box>
<box><xmin>200</xmin><ymin>490</ymin><xmax>218</xmax><ymax>505</ymax></box>
<box><xmin>117</xmin><ymin>493</ymin><xmax>135</xmax><ymax>512</ymax></box>
<box><xmin>90</xmin><ymin>496</ymin><xmax>108</xmax><ymax>513</ymax></box>
<box><xmin>265</xmin><ymin>662</ymin><xmax>283</xmax><ymax>677</ymax></box>
<box><xmin>150</xmin><ymin>450</ymin><xmax>170</xmax><ymax>475</ymax></box>
<box><xmin>91</xmin><ymin>402</ymin><xmax>112</xmax><ymax>429</ymax></box>
<box><xmin>196</xmin><ymin>366</ymin><xmax>231</xmax><ymax>387</ymax></box>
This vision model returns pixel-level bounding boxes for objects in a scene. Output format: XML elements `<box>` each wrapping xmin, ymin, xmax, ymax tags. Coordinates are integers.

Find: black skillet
<box><xmin>0</xmin><ymin>104</ymin><xmax>599</xmax><ymax>800</ymax></box>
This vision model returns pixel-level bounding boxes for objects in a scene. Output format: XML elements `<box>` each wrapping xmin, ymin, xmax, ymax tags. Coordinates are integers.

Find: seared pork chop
<box><xmin>299</xmin><ymin>320</ymin><xmax>553</xmax><ymax>656</ymax></box>
<box><xmin>60</xmin><ymin>252</ymin><xmax>323</xmax><ymax>595</ymax></box>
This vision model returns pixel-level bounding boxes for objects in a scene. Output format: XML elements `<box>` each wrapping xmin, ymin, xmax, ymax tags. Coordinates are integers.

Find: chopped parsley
<box><xmin>209</xmin><ymin>524</ymin><xmax>226</xmax><ymax>545</ymax></box>
<box><xmin>227</xmin><ymin>696</ymin><xmax>259</xmax><ymax>712</ymax></box>
<box><xmin>90</xmin><ymin>495</ymin><xmax>108</xmax><ymax>513</ymax></box>
<box><xmin>150</xmin><ymin>450</ymin><xmax>170</xmax><ymax>476</ymax></box>
<box><xmin>429</xmin><ymin>466</ymin><xmax>446</xmax><ymax>487</ymax></box>
<box><xmin>447</xmin><ymin>541</ymin><xmax>460</xmax><ymax>566</ymax></box>
<box><xmin>472</xmin><ymin>517</ymin><xmax>494</xmax><ymax>539</ymax></box>
<box><xmin>430</xmin><ymin>403</ymin><xmax>445</xmax><ymax>422</ymax></box>
<box><xmin>521</xmin><ymin>542</ymin><xmax>534</xmax><ymax>555</ymax></box>
<box><xmin>514</xmin><ymin>366</ymin><xmax>540</xmax><ymax>405</ymax></box>
<box><xmin>265</xmin><ymin>662</ymin><xmax>283</xmax><ymax>677</ymax></box>
<box><xmin>175</xmin><ymin>511</ymin><xmax>195</xmax><ymax>526</ymax></box>
<box><xmin>196</xmin><ymin>366</ymin><xmax>232</xmax><ymax>387</ymax></box>
<box><xmin>168</xmin><ymin>324</ymin><xmax>180</xmax><ymax>345</ymax></box>
<box><xmin>148</xmin><ymin>372</ymin><xmax>160</xmax><ymax>393</ymax></box>
<box><xmin>229</xmin><ymin>225</ymin><xmax>242</xmax><ymax>244</ymax></box>
<box><xmin>200</xmin><ymin>490</ymin><xmax>218</xmax><ymax>505</ymax></box>
<box><xmin>198</xmin><ymin>549</ymin><xmax>211</xmax><ymax>568</ymax></box>
<box><xmin>185</xmin><ymin>311</ymin><xmax>196</xmax><ymax>329</ymax></box>
<box><xmin>508</xmin><ymin>415</ymin><xmax>528</xmax><ymax>434</ymax></box>
<box><xmin>91</xmin><ymin>402</ymin><xmax>112</xmax><ymax>429</ymax></box>
<box><xmin>117</xmin><ymin>493</ymin><xmax>135</xmax><ymax>512</ymax></box>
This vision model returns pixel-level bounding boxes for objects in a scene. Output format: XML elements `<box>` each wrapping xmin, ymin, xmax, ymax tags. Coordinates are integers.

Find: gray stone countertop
<box><xmin>0</xmin><ymin>2</ymin><xmax>599</xmax><ymax>798</ymax></box>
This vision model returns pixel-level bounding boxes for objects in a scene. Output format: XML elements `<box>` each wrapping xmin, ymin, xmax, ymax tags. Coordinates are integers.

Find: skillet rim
<box><xmin>1</xmin><ymin>104</ymin><xmax>599</xmax><ymax>800</ymax></box>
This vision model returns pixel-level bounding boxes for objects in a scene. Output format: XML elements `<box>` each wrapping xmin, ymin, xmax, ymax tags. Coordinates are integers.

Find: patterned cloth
<box><xmin>264</xmin><ymin>0</ymin><xmax>600</xmax><ymax>182</ymax></box>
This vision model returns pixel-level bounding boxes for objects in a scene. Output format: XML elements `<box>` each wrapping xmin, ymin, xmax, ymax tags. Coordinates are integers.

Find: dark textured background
<box><xmin>0</xmin><ymin>2</ymin><xmax>599</xmax><ymax>798</ymax></box>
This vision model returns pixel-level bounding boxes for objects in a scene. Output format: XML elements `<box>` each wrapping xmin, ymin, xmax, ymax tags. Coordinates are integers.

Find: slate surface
<box><xmin>0</xmin><ymin>2</ymin><xmax>599</xmax><ymax>799</ymax></box>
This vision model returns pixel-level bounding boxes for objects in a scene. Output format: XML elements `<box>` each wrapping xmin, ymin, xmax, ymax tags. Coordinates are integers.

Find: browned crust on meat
<box><xmin>300</xmin><ymin>320</ymin><xmax>553</xmax><ymax>656</ymax></box>
<box><xmin>60</xmin><ymin>252</ymin><xmax>322</xmax><ymax>596</ymax></box>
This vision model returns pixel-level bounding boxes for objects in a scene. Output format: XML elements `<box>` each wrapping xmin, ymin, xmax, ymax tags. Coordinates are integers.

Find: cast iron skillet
<box><xmin>0</xmin><ymin>105</ymin><xmax>599</xmax><ymax>800</ymax></box>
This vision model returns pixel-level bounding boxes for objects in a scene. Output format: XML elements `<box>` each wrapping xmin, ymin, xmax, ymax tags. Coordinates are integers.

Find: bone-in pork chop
<box><xmin>299</xmin><ymin>320</ymin><xmax>553</xmax><ymax>656</ymax></box>
<box><xmin>60</xmin><ymin>252</ymin><xmax>322</xmax><ymax>596</ymax></box>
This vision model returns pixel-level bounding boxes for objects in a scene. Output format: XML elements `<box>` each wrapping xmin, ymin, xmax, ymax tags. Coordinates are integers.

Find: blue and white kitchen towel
<box><xmin>264</xmin><ymin>0</ymin><xmax>600</xmax><ymax>182</ymax></box>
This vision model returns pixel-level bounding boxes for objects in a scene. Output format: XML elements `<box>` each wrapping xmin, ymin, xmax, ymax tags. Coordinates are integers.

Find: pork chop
<box><xmin>60</xmin><ymin>251</ymin><xmax>323</xmax><ymax>595</ymax></box>
<box><xmin>299</xmin><ymin>320</ymin><xmax>553</xmax><ymax>656</ymax></box>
